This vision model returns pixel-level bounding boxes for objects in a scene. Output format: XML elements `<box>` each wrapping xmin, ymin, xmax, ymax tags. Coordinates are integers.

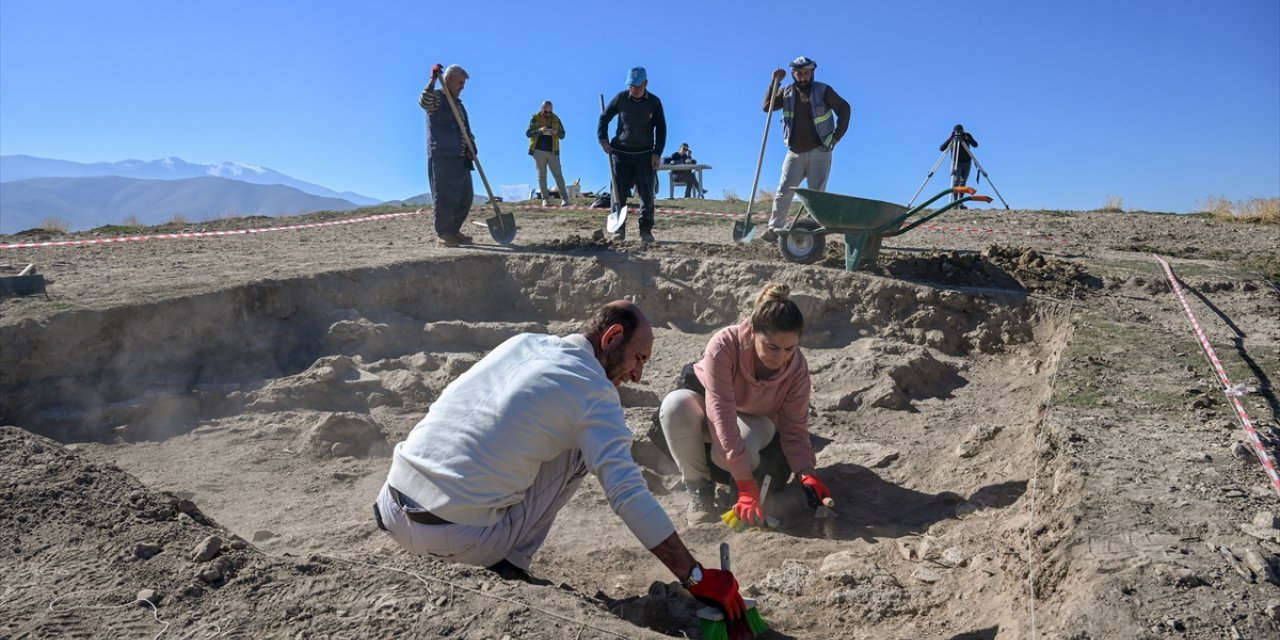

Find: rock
<box><xmin>940</xmin><ymin>547</ymin><xmax>968</xmax><ymax>568</ymax></box>
<box><xmin>1232</xmin><ymin>442</ymin><xmax>1254</xmax><ymax>461</ymax></box>
<box><xmin>1265</xmin><ymin>600</ymin><xmax>1280</xmax><ymax>621</ymax></box>
<box><xmin>1243</xmin><ymin>549</ymin><xmax>1280</xmax><ymax>585</ymax></box>
<box><xmin>135</xmin><ymin>542</ymin><xmax>163</xmax><ymax>560</ymax></box>
<box><xmin>230</xmin><ymin>539</ymin><xmax>248</xmax><ymax>550</ymax></box>
<box><xmin>1253</xmin><ymin>511</ymin><xmax>1280</xmax><ymax>530</ymax></box>
<box><xmin>306</xmin><ymin>412</ymin><xmax>387</xmax><ymax>458</ymax></box>
<box><xmin>197</xmin><ymin>565</ymin><xmax>222</xmax><ymax>584</ymax></box>
<box><xmin>252</xmin><ymin>530</ymin><xmax>275</xmax><ymax>542</ymax></box>
<box><xmin>897</xmin><ymin>539</ymin><xmax>919</xmax><ymax>562</ymax></box>
<box><xmin>177</xmin><ymin>499</ymin><xmax>198</xmax><ymax>514</ymax></box>
<box><xmin>136</xmin><ymin>588</ymin><xmax>158</xmax><ymax>604</ymax></box>
<box><xmin>192</xmin><ymin>535</ymin><xmax>222</xmax><ymax>563</ymax></box>
<box><xmin>911</xmin><ymin>566</ymin><xmax>942</xmax><ymax>583</ymax></box>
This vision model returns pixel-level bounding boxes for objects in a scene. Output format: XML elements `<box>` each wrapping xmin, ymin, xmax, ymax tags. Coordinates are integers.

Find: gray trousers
<box><xmin>769</xmin><ymin>148</ymin><xmax>832</xmax><ymax>230</ymax></box>
<box><xmin>532</xmin><ymin>150</ymin><xmax>569</xmax><ymax>201</ymax></box>
<box><xmin>658</xmin><ymin>389</ymin><xmax>776</xmax><ymax>483</ymax></box>
<box><xmin>376</xmin><ymin>449</ymin><xmax>587</xmax><ymax>570</ymax></box>
<box><xmin>428</xmin><ymin>155</ymin><xmax>474</xmax><ymax>235</ymax></box>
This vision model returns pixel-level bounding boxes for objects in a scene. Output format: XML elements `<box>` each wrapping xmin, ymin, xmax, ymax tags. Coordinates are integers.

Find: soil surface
<box><xmin>2</xmin><ymin>199</ymin><xmax>1279</xmax><ymax>639</ymax></box>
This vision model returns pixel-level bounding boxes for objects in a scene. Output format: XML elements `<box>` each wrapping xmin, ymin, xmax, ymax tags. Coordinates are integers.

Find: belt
<box><xmin>390</xmin><ymin>487</ymin><xmax>453</xmax><ymax>526</ymax></box>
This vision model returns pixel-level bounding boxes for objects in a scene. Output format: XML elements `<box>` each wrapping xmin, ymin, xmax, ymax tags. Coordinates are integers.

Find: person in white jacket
<box><xmin>374</xmin><ymin>300</ymin><xmax>747</xmax><ymax>622</ymax></box>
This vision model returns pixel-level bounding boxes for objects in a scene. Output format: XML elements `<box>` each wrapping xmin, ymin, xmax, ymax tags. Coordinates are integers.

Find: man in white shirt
<box><xmin>375</xmin><ymin>300</ymin><xmax>746</xmax><ymax>622</ymax></box>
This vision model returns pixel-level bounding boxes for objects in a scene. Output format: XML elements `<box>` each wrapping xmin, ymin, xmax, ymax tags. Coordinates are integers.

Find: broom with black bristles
<box><xmin>697</xmin><ymin>542</ymin><xmax>769</xmax><ymax>639</ymax></box>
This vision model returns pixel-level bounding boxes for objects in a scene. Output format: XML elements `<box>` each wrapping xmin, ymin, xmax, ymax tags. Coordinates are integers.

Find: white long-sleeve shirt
<box><xmin>387</xmin><ymin>333</ymin><xmax>675</xmax><ymax>549</ymax></box>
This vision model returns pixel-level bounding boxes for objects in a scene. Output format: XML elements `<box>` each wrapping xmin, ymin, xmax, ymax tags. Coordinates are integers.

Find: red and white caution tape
<box><xmin>3</xmin><ymin>202</ymin><xmax>1066</xmax><ymax>251</ymax></box>
<box><xmin>0</xmin><ymin>210</ymin><xmax>425</xmax><ymax>250</ymax></box>
<box><xmin>1155</xmin><ymin>254</ymin><xmax>1280</xmax><ymax>497</ymax></box>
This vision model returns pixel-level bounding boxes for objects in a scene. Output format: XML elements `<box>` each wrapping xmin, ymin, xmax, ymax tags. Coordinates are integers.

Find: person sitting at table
<box><xmin>666</xmin><ymin>142</ymin><xmax>701</xmax><ymax>198</ymax></box>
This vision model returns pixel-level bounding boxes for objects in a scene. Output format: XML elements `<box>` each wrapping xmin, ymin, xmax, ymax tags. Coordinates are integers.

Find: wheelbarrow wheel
<box><xmin>779</xmin><ymin>217</ymin><xmax>826</xmax><ymax>264</ymax></box>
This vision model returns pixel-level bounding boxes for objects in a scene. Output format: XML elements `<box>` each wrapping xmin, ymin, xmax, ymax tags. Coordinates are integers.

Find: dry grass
<box><xmin>1199</xmin><ymin>195</ymin><xmax>1280</xmax><ymax>224</ymax></box>
<box><xmin>755</xmin><ymin>188</ymin><xmax>775</xmax><ymax>203</ymax></box>
<box><xmin>122</xmin><ymin>214</ymin><xmax>142</xmax><ymax>227</ymax></box>
<box><xmin>1100</xmin><ymin>195</ymin><xmax>1124</xmax><ymax>213</ymax></box>
<box><xmin>169</xmin><ymin>214</ymin><xmax>189</xmax><ymax>226</ymax></box>
<box><xmin>722</xmin><ymin>189</ymin><xmax>742</xmax><ymax>203</ymax></box>
<box><xmin>40</xmin><ymin>217</ymin><xmax>69</xmax><ymax>233</ymax></box>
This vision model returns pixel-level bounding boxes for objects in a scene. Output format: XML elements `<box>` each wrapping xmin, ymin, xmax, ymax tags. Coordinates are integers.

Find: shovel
<box><xmin>436</xmin><ymin>67</ymin><xmax>516</xmax><ymax>245</ymax></box>
<box><xmin>600</xmin><ymin>94</ymin><xmax>629</xmax><ymax>235</ymax></box>
<box><xmin>733</xmin><ymin>73</ymin><xmax>782</xmax><ymax>244</ymax></box>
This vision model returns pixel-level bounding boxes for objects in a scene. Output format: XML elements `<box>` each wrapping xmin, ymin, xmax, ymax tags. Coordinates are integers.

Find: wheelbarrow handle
<box><xmin>951</xmin><ymin>186</ymin><xmax>976</xmax><ymax>196</ymax></box>
<box><xmin>970</xmin><ymin>195</ymin><xmax>994</xmax><ymax>203</ymax></box>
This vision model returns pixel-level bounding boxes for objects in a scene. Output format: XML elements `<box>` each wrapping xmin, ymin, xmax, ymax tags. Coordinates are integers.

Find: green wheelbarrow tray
<box><xmin>782</xmin><ymin>186</ymin><xmax>992</xmax><ymax>271</ymax></box>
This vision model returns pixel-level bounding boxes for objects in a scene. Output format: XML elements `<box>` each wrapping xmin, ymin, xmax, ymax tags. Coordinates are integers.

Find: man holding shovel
<box><xmin>761</xmin><ymin>56</ymin><xmax>851</xmax><ymax>243</ymax></box>
<box><xmin>420</xmin><ymin>64</ymin><xmax>476</xmax><ymax>247</ymax></box>
<box><xmin>374</xmin><ymin>300</ymin><xmax>748</xmax><ymax>624</ymax></box>
<box><xmin>598</xmin><ymin>66</ymin><xmax>666</xmax><ymax>243</ymax></box>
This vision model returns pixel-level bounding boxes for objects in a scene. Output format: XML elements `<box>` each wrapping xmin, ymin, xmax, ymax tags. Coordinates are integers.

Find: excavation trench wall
<box><xmin>0</xmin><ymin>253</ymin><xmax>1056</xmax><ymax>442</ymax></box>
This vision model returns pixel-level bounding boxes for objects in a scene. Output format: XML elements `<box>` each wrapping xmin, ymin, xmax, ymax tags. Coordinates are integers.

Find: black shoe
<box><xmin>640</xmin><ymin>230</ymin><xmax>655</xmax><ymax>243</ymax></box>
<box><xmin>612</xmin><ymin>227</ymin><xmax>626</xmax><ymax>242</ymax></box>
<box><xmin>760</xmin><ymin>228</ymin><xmax>779</xmax><ymax>243</ymax></box>
<box><xmin>486</xmin><ymin>560</ymin><xmax>551</xmax><ymax>586</ymax></box>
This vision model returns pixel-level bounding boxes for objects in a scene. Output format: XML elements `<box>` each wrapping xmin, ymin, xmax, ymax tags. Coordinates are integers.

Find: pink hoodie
<box><xmin>693</xmin><ymin>320</ymin><xmax>815</xmax><ymax>481</ymax></box>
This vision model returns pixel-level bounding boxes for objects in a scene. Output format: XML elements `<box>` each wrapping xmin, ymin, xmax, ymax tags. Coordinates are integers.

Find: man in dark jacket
<box><xmin>598</xmin><ymin>66</ymin><xmax>666</xmax><ymax>243</ymax></box>
<box><xmin>420</xmin><ymin>64</ymin><xmax>476</xmax><ymax>247</ymax></box>
<box><xmin>940</xmin><ymin>124</ymin><xmax>979</xmax><ymax>204</ymax></box>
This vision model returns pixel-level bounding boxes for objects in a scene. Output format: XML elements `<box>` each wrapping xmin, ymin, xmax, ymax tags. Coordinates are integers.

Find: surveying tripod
<box><xmin>907</xmin><ymin>135</ymin><xmax>1009</xmax><ymax>209</ymax></box>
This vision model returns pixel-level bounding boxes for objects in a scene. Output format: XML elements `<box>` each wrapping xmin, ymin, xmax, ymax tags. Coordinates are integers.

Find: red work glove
<box><xmin>431</xmin><ymin>63</ymin><xmax>444</xmax><ymax>80</ymax></box>
<box><xmin>686</xmin><ymin>564</ymin><xmax>746</xmax><ymax>621</ymax></box>
<box><xmin>801</xmin><ymin>474</ymin><xmax>832</xmax><ymax>508</ymax></box>
<box><xmin>733</xmin><ymin>479</ymin><xmax>765</xmax><ymax>527</ymax></box>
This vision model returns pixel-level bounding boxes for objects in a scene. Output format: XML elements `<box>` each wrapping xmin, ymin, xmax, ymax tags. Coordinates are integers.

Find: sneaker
<box><xmin>541</xmin><ymin>199</ymin><xmax>549</xmax><ymax>207</ymax></box>
<box><xmin>453</xmin><ymin>231</ymin><xmax>473</xmax><ymax>244</ymax></box>
<box><xmin>761</xmin><ymin>228</ymin><xmax>779</xmax><ymax>243</ymax></box>
<box><xmin>613</xmin><ymin>227</ymin><xmax>626</xmax><ymax>242</ymax></box>
<box><xmin>640</xmin><ymin>230</ymin><xmax>655</xmax><ymax>243</ymax></box>
<box><xmin>686</xmin><ymin>481</ymin><xmax>719</xmax><ymax>525</ymax></box>
<box><xmin>437</xmin><ymin>234</ymin><xmax>460</xmax><ymax>248</ymax></box>
<box><xmin>560</xmin><ymin>199</ymin><xmax>571</xmax><ymax>207</ymax></box>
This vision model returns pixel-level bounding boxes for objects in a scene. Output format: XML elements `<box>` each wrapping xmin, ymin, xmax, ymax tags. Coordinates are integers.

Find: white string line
<box><xmin>322</xmin><ymin>553</ymin><xmax>629</xmax><ymax>639</ymax></box>
<box><xmin>46</xmin><ymin>592</ymin><xmax>223</xmax><ymax>639</ymax></box>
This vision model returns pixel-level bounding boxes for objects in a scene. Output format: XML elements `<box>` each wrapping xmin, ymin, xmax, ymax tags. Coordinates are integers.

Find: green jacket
<box><xmin>526</xmin><ymin>112</ymin><xmax>566</xmax><ymax>155</ymax></box>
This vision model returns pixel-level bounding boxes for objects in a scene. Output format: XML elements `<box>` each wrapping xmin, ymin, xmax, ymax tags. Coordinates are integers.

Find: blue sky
<box><xmin>2</xmin><ymin>0</ymin><xmax>1277</xmax><ymax>213</ymax></box>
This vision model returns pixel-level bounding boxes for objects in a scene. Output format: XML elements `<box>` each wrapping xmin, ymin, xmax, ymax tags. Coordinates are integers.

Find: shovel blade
<box><xmin>732</xmin><ymin>218</ymin><xmax>756</xmax><ymax>244</ymax></box>
<box><xmin>485</xmin><ymin>212</ymin><xmax>517</xmax><ymax>245</ymax></box>
<box><xmin>606</xmin><ymin>205</ymin><xmax>628</xmax><ymax>233</ymax></box>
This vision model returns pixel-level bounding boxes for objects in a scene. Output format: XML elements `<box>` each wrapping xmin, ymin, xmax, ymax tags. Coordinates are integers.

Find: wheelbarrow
<box><xmin>776</xmin><ymin>186</ymin><xmax>992</xmax><ymax>271</ymax></box>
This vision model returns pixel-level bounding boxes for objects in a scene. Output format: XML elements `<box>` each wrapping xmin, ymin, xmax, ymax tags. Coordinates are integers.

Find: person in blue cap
<box><xmin>761</xmin><ymin>56</ymin><xmax>851</xmax><ymax>243</ymax></box>
<box><xmin>598</xmin><ymin>66</ymin><xmax>667</xmax><ymax>243</ymax></box>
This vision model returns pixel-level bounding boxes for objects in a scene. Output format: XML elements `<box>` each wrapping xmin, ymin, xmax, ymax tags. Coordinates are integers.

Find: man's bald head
<box><xmin>581</xmin><ymin>300</ymin><xmax>653</xmax><ymax>387</ymax></box>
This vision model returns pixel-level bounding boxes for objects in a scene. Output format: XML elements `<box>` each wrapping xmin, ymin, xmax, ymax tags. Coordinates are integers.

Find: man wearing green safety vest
<box><xmin>761</xmin><ymin>56</ymin><xmax>851</xmax><ymax>243</ymax></box>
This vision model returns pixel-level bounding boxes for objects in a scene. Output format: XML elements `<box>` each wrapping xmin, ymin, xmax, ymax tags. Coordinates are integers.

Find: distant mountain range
<box><xmin>0</xmin><ymin>176</ymin><xmax>361</xmax><ymax>234</ymax></box>
<box><xmin>0</xmin><ymin>154</ymin><xmax>393</xmax><ymax>234</ymax></box>
<box><xmin>1</xmin><ymin>155</ymin><xmax>379</xmax><ymax>205</ymax></box>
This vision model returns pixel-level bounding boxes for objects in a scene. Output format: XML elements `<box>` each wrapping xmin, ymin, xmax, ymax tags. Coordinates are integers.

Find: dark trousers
<box><xmin>429</xmin><ymin>155</ymin><xmax>474</xmax><ymax>235</ymax></box>
<box><xmin>950</xmin><ymin>160</ymin><xmax>972</xmax><ymax>202</ymax></box>
<box><xmin>612</xmin><ymin>152</ymin><xmax>656</xmax><ymax>233</ymax></box>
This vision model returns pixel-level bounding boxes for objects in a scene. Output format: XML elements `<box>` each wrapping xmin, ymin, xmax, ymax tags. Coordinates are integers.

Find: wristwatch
<box><xmin>682</xmin><ymin>564</ymin><xmax>703</xmax><ymax>589</ymax></box>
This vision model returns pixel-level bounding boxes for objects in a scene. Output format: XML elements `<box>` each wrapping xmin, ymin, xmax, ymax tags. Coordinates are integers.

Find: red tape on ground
<box><xmin>1155</xmin><ymin>254</ymin><xmax>1280</xmax><ymax>497</ymax></box>
<box><xmin>3</xmin><ymin>203</ymin><xmax>1067</xmax><ymax>250</ymax></box>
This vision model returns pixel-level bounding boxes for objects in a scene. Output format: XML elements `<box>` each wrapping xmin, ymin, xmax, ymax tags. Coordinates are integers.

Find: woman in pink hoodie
<box><xmin>658</xmin><ymin>283</ymin><xmax>833</xmax><ymax>525</ymax></box>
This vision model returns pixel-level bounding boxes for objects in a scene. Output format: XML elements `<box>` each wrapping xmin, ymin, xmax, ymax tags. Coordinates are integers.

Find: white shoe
<box><xmin>541</xmin><ymin>199</ymin><xmax>549</xmax><ymax>207</ymax></box>
<box><xmin>560</xmin><ymin>199</ymin><xmax>571</xmax><ymax>207</ymax></box>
